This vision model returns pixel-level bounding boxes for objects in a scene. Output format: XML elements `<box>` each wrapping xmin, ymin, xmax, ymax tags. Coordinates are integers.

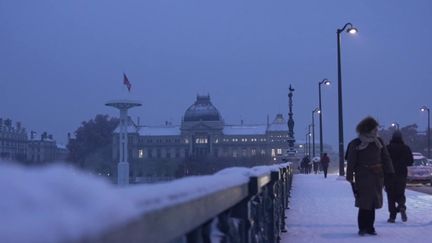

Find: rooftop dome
<box><xmin>184</xmin><ymin>95</ymin><xmax>222</xmax><ymax>122</ymax></box>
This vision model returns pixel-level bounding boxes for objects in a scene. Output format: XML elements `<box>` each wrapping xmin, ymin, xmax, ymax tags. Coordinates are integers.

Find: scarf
<box><xmin>358</xmin><ymin>133</ymin><xmax>383</xmax><ymax>150</ymax></box>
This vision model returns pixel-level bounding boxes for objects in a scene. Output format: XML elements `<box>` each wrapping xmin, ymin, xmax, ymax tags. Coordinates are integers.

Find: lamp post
<box><xmin>308</xmin><ymin>124</ymin><xmax>312</xmax><ymax>156</ymax></box>
<box><xmin>312</xmin><ymin>108</ymin><xmax>320</xmax><ymax>158</ymax></box>
<box><xmin>337</xmin><ymin>23</ymin><xmax>358</xmax><ymax>176</ymax></box>
<box><xmin>391</xmin><ymin>122</ymin><xmax>400</xmax><ymax>130</ymax></box>
<box><xmin>421</xmin><ymin>106</ymin><xmax>430</xmax><ymax>159</ymax></box>
<box><xmin>318</xmin><ymin>79</ymin><xmax>331</xmax><ymax>158</ymax></box>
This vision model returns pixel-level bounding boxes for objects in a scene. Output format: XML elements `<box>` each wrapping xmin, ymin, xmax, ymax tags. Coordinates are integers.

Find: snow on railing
<box><xmin>0</xmin><ymin>160</ymin><xmax>293</xmax><ymax>243</ymax></box>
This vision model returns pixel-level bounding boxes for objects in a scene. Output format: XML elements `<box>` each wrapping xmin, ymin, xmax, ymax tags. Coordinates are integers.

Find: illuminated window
<box><xmin>271</xmin><ymin>149</ymin><xmax>276</xmax><ymax>157</ymax></box>
<box><xmin>251</xmin><ymin>149</ymin><xmax>257</xmax><ymax>156</ymax></box>
<box><xmin>184</xmin><ymin>138</ymin><xmax>189</xmax><ymax>144</ymax></box>
<box><xmin>215</xmin><ymin>139</ymin><xmax>219</xmax><ymax>143</ymax></box>
<box><xmin>277</xmin><ymin>148</ymin><xmax>282</xmax><ymax>155</ymax></box>
<box><xmin>138</xmin><ymin>149</ymin><xmax>144</xmax><ymax>158</ymax></box>
<box><xmin>195</xmin><ymin>138</ymin><xmax>208</xmax><ymax>144</ymax></box>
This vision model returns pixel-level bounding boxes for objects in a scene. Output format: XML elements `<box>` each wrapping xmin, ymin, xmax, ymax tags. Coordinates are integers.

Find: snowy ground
<box><xmin>281</xmin><ymin>174</ymin><xmax>432</xmax><ymax>243</ymax></box>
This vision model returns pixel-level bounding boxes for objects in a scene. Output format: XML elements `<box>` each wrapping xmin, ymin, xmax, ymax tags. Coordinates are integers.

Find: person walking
<box><xmin>313</xmin><ymin>157</ymin><xmax>320</xmax><ymax>174</ymax></box>
<box><xmin>385</xmin><ymin>130</ymin><xmax>414</xmax><ymax>223</ymax></box>
<box><xmin>346</xmin><ymin>117</ymin><xmax>394</xmax><ymax>236</ymax></box>
<box><xmin>320</xmin><ymin>153</ymin><xmax>330</xmax><ymax>178</ymax></box>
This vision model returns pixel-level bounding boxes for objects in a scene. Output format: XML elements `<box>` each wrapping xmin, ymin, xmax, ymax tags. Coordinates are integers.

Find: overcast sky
<box><xmin>1</xmin><ymin>0</ymin><xmax>431</xmax><ymax>149</ymax></box>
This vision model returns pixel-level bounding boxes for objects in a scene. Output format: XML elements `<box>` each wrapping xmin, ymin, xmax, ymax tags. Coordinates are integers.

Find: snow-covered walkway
<box><xmin>281</xmin><ymin>174</ymin><xmax>432</xmax><ymax>243</ymax></box>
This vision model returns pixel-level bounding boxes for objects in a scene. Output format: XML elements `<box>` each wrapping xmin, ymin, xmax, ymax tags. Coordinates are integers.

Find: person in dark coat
<box><xmin>320</xmin><ymin>153</ymin><xmax>330</xmax><ymax>178</ymax></box>
<box><xmin>346</xmin><ymin>116</ymin><xmax>394</xmax><ymax>236</ymax></box>
<box><xmin>384</xmin><ymin>131</ymin><xmax>414</xmax><ymax>223</ymax></box>
<box><xmin>301</xmin><ymin>155</ymin><xmax>311</xmax><ymax>174</ymax></box>
<box><xmin>300</xmin><ymin>156</ymin><xmax>308</xmax><ymax>174</ymax></box>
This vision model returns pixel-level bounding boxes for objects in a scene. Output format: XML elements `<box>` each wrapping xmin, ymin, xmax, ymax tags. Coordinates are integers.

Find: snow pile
<box><xmin>121</xmin><ymin>173</ymin><xmax>250</xmax><ymax>214</ymax></box>
<box><xmin>0</xmin><ymin>161</ymin><xmax>290</xmax><ymax>243</ymax></box>
<box><xmin>0</xmin><ymin>162</ymin><xmax>140</xmax><ymax>243</ymax></box>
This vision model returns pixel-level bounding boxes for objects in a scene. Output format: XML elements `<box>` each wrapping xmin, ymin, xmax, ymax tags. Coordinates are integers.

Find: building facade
<box><xmin>0</xmin><ymin>119</ymin><xmax>28</xmax><ymax>161</ymax></box>
<box><xmin>113</xmin><ymin>95</ymin><xmax>297</xmax><ymax>179</ymax></box>
<box><xmin>0</xmin><ymin>118</ymin><xmax>67</xmax><ymax>163</ymax></box>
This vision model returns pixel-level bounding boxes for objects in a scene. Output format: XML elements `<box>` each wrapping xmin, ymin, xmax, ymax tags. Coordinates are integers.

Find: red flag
<box><xmin>123</xmin><ymin>73</ymin><xmax>131</xmax><ymax>92</ymax></box>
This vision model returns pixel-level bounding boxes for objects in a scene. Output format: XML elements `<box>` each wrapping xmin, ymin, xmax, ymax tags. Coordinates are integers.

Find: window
<box><xmin>233</xmin><ymin>150</ymin><xmax>238</xmax><ymax>158</ymax></box>
<box><xmin>184</xmin><ymin>138</ymin><xmax>189</xmax><ymax>144</ymax></box>
<box><xmin>251</xmin><ymin>149</ymin><xmax>257</xmax><ymax>156</ymax></box>
<box><xmin>277</xmin><ymin>148</ymin><xmax>282</xmax><ymax>155</ymax></box>
<box><xmin>138</xmin><ymin>149</ymin><xmax>144</xmax><ymax>158</ymax></box>
<box><xmin>156</xmin><ymin>149</ymin><xmax>161</xmax><ymax>158</ymax></box>
<box><xmin>195</xmin><ymin>138</ymin><xmax>208</xmax><ymax>144</ymax></box>
<box><xmin>242</xmin><ymin>148</ymin><xmax>247</xmax><ymax>157</ymax></box>
<box><xmin>271</xmin><ymin>149</ymin><xmax>276</xmax><ymax>157</ymax></box>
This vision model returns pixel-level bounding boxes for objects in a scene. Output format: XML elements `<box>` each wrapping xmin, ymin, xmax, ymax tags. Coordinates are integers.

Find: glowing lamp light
<box><xmin>347</xmin><ymin>27</ymin><xmax>358</xmax><ymax>34</ymax></box>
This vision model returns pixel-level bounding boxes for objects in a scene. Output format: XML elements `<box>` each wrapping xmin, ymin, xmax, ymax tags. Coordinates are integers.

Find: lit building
<box><xmin>113</xmin><ymin>95</ymin><xmax>293</xmax><ymax>179</ymax></box>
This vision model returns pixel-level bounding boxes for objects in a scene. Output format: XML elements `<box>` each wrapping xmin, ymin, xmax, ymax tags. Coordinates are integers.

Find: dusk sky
<box><xmin>1</xmin><ymin>0</ymin><xmax>431</xmax><ymax>149</ymax></box>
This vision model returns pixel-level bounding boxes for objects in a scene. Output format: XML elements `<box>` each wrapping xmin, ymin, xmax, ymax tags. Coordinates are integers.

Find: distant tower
<box><xmin>287</xmin><ymin>85</ymin><xmax>296</xmax><ymax>152</ymax></box>
<box><xmin>106</xmin><ymin>100</ymin><xmax>142</xmax><ymax>185</ymax></box>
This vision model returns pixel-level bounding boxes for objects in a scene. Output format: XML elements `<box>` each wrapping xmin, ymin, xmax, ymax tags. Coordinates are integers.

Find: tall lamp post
<box><xmin>308</xmin><ymin>124</ymin><xmax>312</xmax><ymax>156</ymax></box>
<box><xmin>312</xmin><ymin>108</ymin><xmax>320</xmax><ymax>158</ymax></box>
<box><xmin>391</xmin><ymin>122</ymin><xmax>400</xmax><ymax>130</ymax></box>
<box><xmin>318</xmin><ymin>79</ymin><xmax>331</xmax><ymax>158</ymax></box>
<box><xmin>420</xmin><ymin>106</ymin><xmax>430</xmax><ymax>159</ymax></box>
<box><xmin>337</xmin><ymin>22</ymin><xmax>358</xmax><ymax>176</ymax></box>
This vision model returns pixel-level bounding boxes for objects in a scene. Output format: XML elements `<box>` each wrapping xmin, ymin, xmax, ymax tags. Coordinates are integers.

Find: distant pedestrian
<box><xmin>346</xmin><ymin>116</ymin><xmax>394</xmax><ymax>236</ymax></box>
<box><xmin>320</xmin><ymin>153</ymin><xmax>330</xmax><ymax>178</ymax></box>
<box><xmin>300</xmin><ymin>156</ymin><xmax>310</xmax><ymax>174</ymax></box>
<box><xmin>312</xmin><ymin>157</ymin><xmax>320</xmax><ymax>174</ymax></box>
<box><xmin>384</xmin><ymin>131</ymin><xmax>414</xmax><ymax>223</ymax></box>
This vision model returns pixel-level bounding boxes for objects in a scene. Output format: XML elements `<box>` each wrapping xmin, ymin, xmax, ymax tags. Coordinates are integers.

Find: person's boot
<box><xmin>367</xmin><ymin>228</ymin><xmax>377</xmax><ymax>235</ymax></box>
<box><xmin>387</xmin><ymin>212</ymin><xmax>396</xmax><ymax>223</ymax></box>
<box><xmin>400</xmin><ymin>208</ymin><xmax>407</xmax><ymax>222</ymax></box>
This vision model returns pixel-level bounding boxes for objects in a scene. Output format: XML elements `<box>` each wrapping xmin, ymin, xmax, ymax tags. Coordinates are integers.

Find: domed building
<box><xmin>183</xmin><ymin>95</ymin><xmax>222</xmax><ymax>122</ymax></box>
<box><xmin>112</xmin><ymin>94</ymin><xmax>293</xmax><ymax>181</ymax></box>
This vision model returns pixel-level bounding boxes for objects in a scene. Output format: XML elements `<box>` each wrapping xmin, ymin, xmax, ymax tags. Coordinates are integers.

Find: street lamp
<box><xmin>420</xmin><ymin>106</ymin><xmax>430</xmax><ymax>159</ymax></box>
<box><xmin>312</xmin><ymin>108</ymin><xmax>320</xmax><ymax>158</ymax></box>
<box><xmin>318</xmin><ymin>79</ymin><xmax>331</xmax><ymax>158</ymax></box>
<box><xmin>337</xmin><ymin>22</ymin><xmax>358</xmax><ymax>176</ymax></box>
<box><xmin>307</xmin><ymin>124</ymin><xmax>312</xmax><ymax>156</ymax></box>
<box><xmin>391</xmin><ymin>122</ymin><xmax>400</xmax><ymax>130</ymax></box>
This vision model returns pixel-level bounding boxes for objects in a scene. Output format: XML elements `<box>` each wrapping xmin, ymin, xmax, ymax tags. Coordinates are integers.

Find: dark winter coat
<box><xmin>386</xmin><ymin>141</ymin><xmax>413</xmax><ymax>177</ymax></box>
<box><xmin>321</xmin><ymin>155</ymin><xmax>330</xmax><ymax>168</ymax></box>
<box><xmin>346</xmin><ymin>138</ymin><xmax>394</xmax><ymax>210</ymax></box>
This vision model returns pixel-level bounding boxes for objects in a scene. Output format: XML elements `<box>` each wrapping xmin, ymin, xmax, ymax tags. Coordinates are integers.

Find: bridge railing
<box><xmin>79</xmin><ymin>163</ymin><xmax>293</xmax><ymax>243</ymax></box>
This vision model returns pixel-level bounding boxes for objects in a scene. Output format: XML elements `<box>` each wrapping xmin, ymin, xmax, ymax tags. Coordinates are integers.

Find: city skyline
<box><xmin>1</xmin><ymin>0</ymin><xmax>431</xmax><ymax>148</ymax></box>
